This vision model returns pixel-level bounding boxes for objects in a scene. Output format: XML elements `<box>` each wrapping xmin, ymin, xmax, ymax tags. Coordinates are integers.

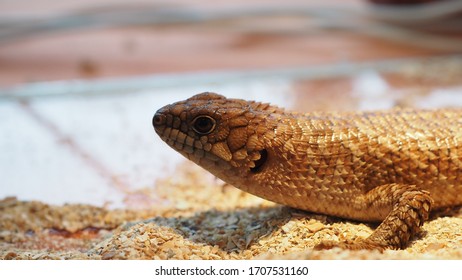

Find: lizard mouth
<box><xmin>156</xmin><ymin>126</ymin><xmax>223</xmax><ymax>164</ymax></box>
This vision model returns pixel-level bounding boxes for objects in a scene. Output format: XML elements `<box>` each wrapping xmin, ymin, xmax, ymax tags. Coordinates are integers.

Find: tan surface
<box><xmin>0</xmin><ymin>29</ymin><xmax>439</xmax><ymax>86</ymax></box>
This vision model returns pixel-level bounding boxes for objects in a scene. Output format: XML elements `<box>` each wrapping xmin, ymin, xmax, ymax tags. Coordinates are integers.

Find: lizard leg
<box><xmin>316</xmin><ymin>183</ymin><xmax>433</xmax><ymax>251</ymax></box>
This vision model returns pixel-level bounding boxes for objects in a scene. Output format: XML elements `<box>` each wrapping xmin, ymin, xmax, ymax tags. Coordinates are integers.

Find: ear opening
<box><xmin>250</xmin><ymin>149</ymin><xmax>268</xmax><ymax>173</ymax></box>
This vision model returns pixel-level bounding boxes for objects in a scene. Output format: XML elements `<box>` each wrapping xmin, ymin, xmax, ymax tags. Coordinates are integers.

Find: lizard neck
<box><xmin>233</xmin><ymin>112</ymin><xmax>364</xmax><ymax>215</ymax></box>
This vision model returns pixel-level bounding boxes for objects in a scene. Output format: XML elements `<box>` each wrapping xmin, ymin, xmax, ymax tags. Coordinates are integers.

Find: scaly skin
<box><xmin>152</xmin><ymin>92</ymin><xmax>462</xmax><ymax>250</ymax></box>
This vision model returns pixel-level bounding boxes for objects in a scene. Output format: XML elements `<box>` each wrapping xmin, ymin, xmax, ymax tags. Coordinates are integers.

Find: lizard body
<box><xmin>152</xmin><ymin>92</ymin><xmax>462</xmax><ymax>250</ymax></box>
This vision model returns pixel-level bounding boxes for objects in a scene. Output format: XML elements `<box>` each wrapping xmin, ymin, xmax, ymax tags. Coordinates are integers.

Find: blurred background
<box><xmin>1</xmin><ymin>0</ymin><xmax>462</xmax><ymax>209</ymax></box>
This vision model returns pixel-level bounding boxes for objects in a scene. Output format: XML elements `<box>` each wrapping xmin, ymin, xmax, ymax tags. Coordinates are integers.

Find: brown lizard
<box><xmin>152</xmin><ymin>92</ymin><xmax>462</xmax><ymax>250</ymax></box>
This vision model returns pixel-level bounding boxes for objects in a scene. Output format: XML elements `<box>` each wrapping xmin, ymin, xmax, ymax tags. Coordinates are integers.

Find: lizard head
<box><xmin>153</xmin><ymin>92</ymin><xmax>283</xmax><ymax>187</ymax></box>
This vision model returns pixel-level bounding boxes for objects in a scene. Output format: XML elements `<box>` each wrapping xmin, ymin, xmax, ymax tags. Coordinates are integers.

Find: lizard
<box><xmin>152</xmin><ymin>92</ymin><xmax>462</xmax><ymax>251</ymax></box>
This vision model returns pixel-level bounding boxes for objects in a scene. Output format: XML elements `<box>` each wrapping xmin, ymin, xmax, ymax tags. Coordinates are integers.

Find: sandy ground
<box><xmin>2</xmin><ymin>162</ymin><xmax>462</xmax><ymax>260</ymax></box>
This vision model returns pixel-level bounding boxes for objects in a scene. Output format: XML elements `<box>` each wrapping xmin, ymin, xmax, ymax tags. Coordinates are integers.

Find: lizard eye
<box><xmin>192</xmin><ymin>115</ymin><xmax>216</xmax><ymax>135</ymax></box>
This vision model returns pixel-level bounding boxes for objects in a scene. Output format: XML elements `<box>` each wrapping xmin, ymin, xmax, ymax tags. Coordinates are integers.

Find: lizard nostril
<box><xmin>153</xmin><ymin>113</ymin><xmax>166</xmax><ymax>127</ymax></box>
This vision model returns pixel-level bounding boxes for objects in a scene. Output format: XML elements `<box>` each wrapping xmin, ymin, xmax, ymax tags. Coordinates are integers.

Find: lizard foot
<box><xmin>315</xmin><ymin>184</ymin><xmax>432</xmax><ymax>251</ymax></box>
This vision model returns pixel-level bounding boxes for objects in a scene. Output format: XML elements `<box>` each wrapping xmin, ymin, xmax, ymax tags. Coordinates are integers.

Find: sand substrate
<box><xmin>1</xmin><ymin>163</ymin><xmax>462</xmax><ymax>260</ymax></box>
